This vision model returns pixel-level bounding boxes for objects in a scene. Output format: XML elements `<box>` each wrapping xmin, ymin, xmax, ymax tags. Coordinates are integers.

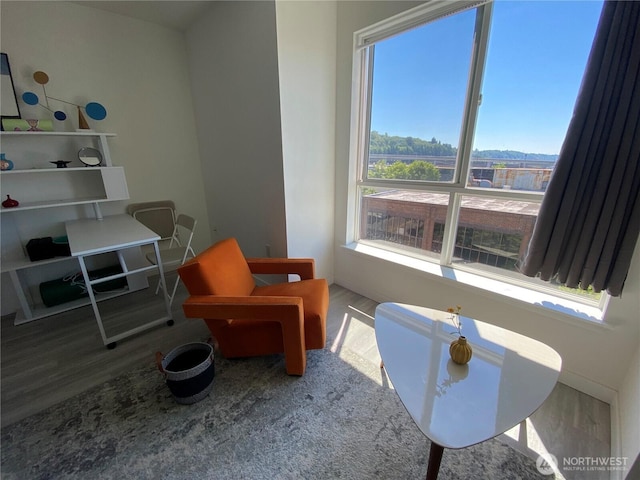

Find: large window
<box><xmin>351</xmin><ymin>0</ymin><xmax>603</xmax><ymax>301</ymax></box>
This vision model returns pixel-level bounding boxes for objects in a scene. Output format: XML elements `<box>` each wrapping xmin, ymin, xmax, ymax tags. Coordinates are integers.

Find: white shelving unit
<box><xmin>0</xmin><ymin>167</ymin><xmax>128</xmax><ymax>212</ymax></box>
<box><xmin>0</xmin><ymin>131</ymin><xmax>146</xmax><ymax>324</ymax></box>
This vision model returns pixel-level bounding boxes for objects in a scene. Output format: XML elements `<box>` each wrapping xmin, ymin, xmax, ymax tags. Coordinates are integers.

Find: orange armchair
<box><xmin>177</xmin><ymin>238</ymin><xmax>329</xmax><ymax>375</ymax></box>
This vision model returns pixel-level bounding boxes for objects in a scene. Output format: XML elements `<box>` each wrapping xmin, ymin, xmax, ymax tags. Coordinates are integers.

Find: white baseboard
<box><xmin>559</xmin><ymin>369</ymin><xmax>616</xmax><ymax>404</ymax></box>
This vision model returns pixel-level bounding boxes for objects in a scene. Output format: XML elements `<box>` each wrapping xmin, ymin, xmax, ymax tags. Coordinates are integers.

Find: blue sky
<box><xmin>370</xmin><ymin>0</ymin><xmax>604</xmax><ymax>155</ymax></box>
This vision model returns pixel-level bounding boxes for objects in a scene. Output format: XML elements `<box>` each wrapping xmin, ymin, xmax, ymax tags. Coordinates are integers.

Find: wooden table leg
<box><xmin>426</xmin><ymin>443</ymin><xmax>444</xmax><ymax>480</ymax></box>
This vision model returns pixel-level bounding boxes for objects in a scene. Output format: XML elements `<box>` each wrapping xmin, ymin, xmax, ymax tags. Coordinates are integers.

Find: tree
<box><xmin>369</xmin><ymin>160</ymin><xmax>388</xmax><ymax>179</ymax></box>
<box><xmin>407</xmin><ymin>161</ymin><xmax>441</xmax><ymax>180</ymax></box>
<box><xmin>369</xmin><ymin>131</ymin><xmax>457</xmax><ymax>157</ymax></box>
<box><xmin>385</xmin><ymin>161</ymin><xmax>409</xmax><ymax>179</ymax></box>
<box><xmin>368</xmin><ymin>160</ymin><xmax>441</xmax><ymax>181</ymax></box>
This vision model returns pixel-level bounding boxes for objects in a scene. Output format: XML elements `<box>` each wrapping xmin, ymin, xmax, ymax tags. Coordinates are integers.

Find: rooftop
<box><xmin>367</xmin><ymin>190</ymin><xmax>541</xmax><ymax>216</ymax></box>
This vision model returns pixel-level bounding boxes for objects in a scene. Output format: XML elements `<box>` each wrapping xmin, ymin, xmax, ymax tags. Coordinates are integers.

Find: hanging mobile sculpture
<box><xmin>21</xmin><ymin>71</ymin><xmax>107</xmax><ymax>129</ymax></box>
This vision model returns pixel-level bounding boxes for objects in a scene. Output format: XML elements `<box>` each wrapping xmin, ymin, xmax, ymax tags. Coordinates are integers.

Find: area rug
<box><xmin>1</xmin><ymin>345</ymin><xmax>546</xmax><ymax>479</ymax></box>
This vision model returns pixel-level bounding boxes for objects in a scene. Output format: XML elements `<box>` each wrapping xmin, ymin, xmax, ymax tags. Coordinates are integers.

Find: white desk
<box><xmin>375</xmin><ymin>302</ymin><xmax>561</xmax><ymax>480</ymax></box>
<box><xmin>65</xmin><ymin>214</ymin><xmax>173</xmax><ymax>348</ymax></box>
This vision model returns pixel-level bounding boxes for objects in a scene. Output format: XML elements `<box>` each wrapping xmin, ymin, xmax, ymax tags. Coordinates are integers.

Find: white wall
<box><xmin>618</xmin><ymin>343</ymin><xmax>640</xmax><ymax>477</ymax></box>
<box><xmin>0</xmin><ymin>1</ymin><xmax>211</xmax><ymax>315</ymax></box>
<box><xmin>334</xmin><ymin>0</ymin><xmax>640</xmax><ymax>397</ymax></box>
<box><xmin>275</xmin><ymin>0</ymin><xmax>337</xmax><ymax>281</ymax></box>
<box><xmin>185</xmin><ymin>1</ymin><xmax>288</xmax><ymax>259</ymax></box>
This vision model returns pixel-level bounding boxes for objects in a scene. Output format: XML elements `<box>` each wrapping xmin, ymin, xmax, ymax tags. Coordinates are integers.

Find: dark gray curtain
<box><xmin>520</xmin><ymin>0</ymin><xmax>640</xmax><ymax>297</ymax></box>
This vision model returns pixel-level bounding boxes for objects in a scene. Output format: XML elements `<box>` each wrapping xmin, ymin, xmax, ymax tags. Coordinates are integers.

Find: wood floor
<box><xmin>1</xmin><ymin>281</ymin><xmax>611</xmax><ymax>479</ymax></box>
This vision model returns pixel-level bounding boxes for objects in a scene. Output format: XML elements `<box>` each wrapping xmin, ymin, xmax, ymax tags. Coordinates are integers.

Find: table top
<box><xmin>375</xmin><ymin>302</ymin><xmax>561</xmax><ymax>449</ymax></box>
<box><xmin>65</xmin><ymin>214</ymin><xmax>160</xmax><ymax>256</ymax></box>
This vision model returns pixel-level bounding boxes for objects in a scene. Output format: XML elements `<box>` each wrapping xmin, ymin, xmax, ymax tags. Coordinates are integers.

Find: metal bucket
<box><xmin>156</xmin><ymin>342</ymin><xmax>215</xmax><ymax>404</ymax></box>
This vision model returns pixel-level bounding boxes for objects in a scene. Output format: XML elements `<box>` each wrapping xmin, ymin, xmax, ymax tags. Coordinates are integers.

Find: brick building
<box><xmin>362</xmin><ymin>190</ymin><xmax>540</xmax><ymax>270</ymax></box>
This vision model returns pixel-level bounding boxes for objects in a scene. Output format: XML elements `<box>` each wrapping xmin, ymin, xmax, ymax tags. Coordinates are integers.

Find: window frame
<box><xmin>348</xmin><ymin>0</ymin><xmax>608</xmax><ymax>311</ymax></box>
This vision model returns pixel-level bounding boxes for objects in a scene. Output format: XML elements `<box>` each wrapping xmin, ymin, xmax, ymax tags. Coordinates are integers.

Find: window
<box><xmin>351</xmin><ymin>0</ymin><xmax>603</xmax><ymax>303</ymax></box>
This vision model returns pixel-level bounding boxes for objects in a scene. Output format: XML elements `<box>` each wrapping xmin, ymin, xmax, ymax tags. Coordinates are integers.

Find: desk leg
<box><xmin>426</xmin><ymin>443</ymin><xmax>444</xmax><ymax>480</ymax></box>
<box><xmin>77</xmin><ymin>255</ymin><xmax>109</xmax><ymax>346</ymax></box>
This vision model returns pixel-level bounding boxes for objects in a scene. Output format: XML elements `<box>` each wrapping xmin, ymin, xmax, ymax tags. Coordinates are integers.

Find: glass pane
<box><xmin>452</xmin><ymin>195</ymin><xmax>540</xmax><ymax>271</ymax></box>
<box><xmin>359</xmin><ymin>187</ymin><xmax>449</xmax><ymax>260</ymax></box>
<box><xmin>368</xmin><ymin>8</ymin><xmax>477</xmax><ymax>183</ymax></box>
<box><xmin>468</xmin><ymin>0</ymin><xmax>603</xmax><ymax>191</ymax></box>
<box><xmin>452</xmin><ymin>195</ymin><xmax>601</xmax><ymax>301</ymax></box>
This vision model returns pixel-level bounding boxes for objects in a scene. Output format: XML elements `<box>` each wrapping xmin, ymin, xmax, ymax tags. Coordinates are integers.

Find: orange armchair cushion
<box><xmin>179</xmin><ymin>237</ymin><xmax>255</xmax><ymax>296</ymax></box>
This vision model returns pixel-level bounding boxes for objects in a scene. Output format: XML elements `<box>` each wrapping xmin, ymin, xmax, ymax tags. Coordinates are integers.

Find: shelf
<box><xmin>1</xmin><ymin>167</ymin><xmax>110</xmax><ymax>175</ymax></box>
<box><xmin>0</xmin><ymin>255</ymin><xmax>76</xmax><ymax>273</ymax></box>
<box><xmin>0</xmin><ymin>196</ymin><xmax>112</xmax><ymax>213</ymax></box>
<box><xmin>0</xmin><ymin>131</ymin><xmax>116</xmax><ymax>137</ymax></box>
<box><xmin>13</xmin><ymin>287</ymin><xmax>131</xmax><ymax>325</ymax></box>
<box><xmin>0</xmin><ymin>166</ymin><xmax>128</xmax><ymax>213</ymax></box>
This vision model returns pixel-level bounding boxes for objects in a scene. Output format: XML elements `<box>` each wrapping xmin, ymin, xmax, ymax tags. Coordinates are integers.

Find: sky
<box><xmin>370</xmin><ymin>0</ymin><xmax>604</xmax><ymax>155</ymax></box>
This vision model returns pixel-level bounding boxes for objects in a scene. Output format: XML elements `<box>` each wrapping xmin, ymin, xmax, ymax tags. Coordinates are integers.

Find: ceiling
<box><xmin>72</xmin><ymin>1</ymin><xmax>215</xmax><ymax>31</ymax></box>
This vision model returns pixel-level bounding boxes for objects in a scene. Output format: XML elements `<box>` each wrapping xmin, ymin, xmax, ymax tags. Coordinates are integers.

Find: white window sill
<box><xmin>342</xmin><ymin>242</ymin><xmax>612</xmax><ymax>331</ymax></box>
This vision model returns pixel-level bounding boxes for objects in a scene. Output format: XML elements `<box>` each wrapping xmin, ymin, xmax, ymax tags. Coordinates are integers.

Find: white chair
<box><xmin>126</xmin><ymin>201</ymin><xmax>176</xmax><ymax>251</ymax></box>
<box><xmin>145</xmin><ymin>213</ymin><xmax>197</xmax><ymax>306</ymax></box>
